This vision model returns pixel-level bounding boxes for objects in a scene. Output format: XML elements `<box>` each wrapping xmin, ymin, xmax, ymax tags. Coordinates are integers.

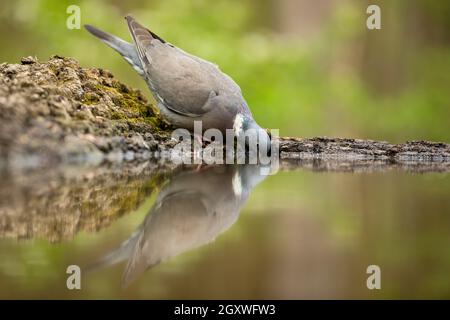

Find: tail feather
<box><xmin>84</xmin><ymin>24</ymin><xmax>144</xmax><ymax>75</ymax></box>
<box><xmin>124</xmin><ymin>15</ymin><xmax>153</xmax><ymax>68</ymax></box>
<box><xmin>84</xmin><ymin>225</ymin><xmax>143</xmax><ymax>273</ymax></box>
<box><xmin>124</xmin><ymin>15</ymin><xmax>168</xmax><ymax>69</ymax></box>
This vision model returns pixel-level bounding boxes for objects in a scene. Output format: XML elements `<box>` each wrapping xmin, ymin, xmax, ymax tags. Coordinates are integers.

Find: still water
<box><xmin>0</xmin><ymin>162</ymin><xmax>449</xmax><ymax>299</ymax></box>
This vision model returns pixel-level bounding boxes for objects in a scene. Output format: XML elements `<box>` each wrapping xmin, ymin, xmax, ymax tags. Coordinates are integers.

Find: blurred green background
<box><xmin>0</xmin><ymin>0</ymin><xmax>449</xmax><ymax>142</ymax></box>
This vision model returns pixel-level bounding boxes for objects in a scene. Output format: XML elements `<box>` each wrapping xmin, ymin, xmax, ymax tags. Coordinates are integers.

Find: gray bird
<box><xmin>85</xmin><ymin>16</ymin><xmax>271</xmax><ymax>151</ymax></box>
<box><xmin>88</xmin><ymin>165</ymin><xmax>269</xmax><ymax>287</ymax></box>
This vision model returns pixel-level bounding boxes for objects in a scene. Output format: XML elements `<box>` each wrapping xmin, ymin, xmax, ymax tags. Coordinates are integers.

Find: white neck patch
<box><xmin>233</xmin><ymin>113</ymin><xmax>244</xmax><ymax>136</ymax></box>
<box><xmin>232</xmin><ymin>171</ymin><xmax>242</xmax><ymax>197</ymax></box>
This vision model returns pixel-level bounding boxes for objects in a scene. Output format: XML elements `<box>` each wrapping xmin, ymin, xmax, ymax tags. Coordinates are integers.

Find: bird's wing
<box><xmin>125</xmin><ymin>15</ymin><xmax>238</xmax><ymax>117</ymax></box>
<box><xmin>121</xmin><ymin>228</ymin><xmax>159</xmax><ymax>288</ymax></box>
<box><xmin>124</xmin><ymin>15</ymin><xmax>160</xmax><ymax>68</ymax></box>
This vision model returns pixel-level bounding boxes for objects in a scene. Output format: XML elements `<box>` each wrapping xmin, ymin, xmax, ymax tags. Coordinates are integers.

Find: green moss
<box><xmin>82</xmin><ymin>92</ymin><xmax>100</xmax><ymax>105</ymax></box>
<box><xmin>48</xmin><ymin>63</ymin><xmax>59</xmax><ymax>74</ymax></box>
<box><xmin>110</xmin><ymin>110</ymin><xmax>126</xmax><ymax>120</ymax></box>
<box><xmin>90</xmin><ymin>83</ymin><xmax>170</xmax><ymax>132</ymax></box>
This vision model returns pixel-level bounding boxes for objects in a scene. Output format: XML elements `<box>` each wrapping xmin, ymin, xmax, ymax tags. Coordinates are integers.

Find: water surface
<box><xmin>0</xmin><ymin>162</ymin><xmax>449</xmax><ymax>299</ymax></box>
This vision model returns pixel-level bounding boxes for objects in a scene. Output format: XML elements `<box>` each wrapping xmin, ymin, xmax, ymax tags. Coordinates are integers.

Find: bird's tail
<box><xmin>84</xmin><ymin>24</ymin><xmax>144</xmax><ymax>76</ymax></box>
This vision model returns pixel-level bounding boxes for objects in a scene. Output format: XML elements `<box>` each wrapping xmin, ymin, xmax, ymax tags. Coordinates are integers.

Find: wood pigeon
<box><xmin>85</xmin><ymin>16</ymin><xmax>271</xmax><ymax>152</ymax></box>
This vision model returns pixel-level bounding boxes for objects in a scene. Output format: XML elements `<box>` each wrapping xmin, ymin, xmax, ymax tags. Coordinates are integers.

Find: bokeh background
<box><xmin>0</xmin><ymin>0</ymin><xmax>448</xmax><ymax>142</ymax></box>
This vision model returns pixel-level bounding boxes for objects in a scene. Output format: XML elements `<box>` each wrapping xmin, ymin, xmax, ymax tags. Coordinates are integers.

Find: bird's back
<box><xmin>125</xmin><ymin>16</ymin><xmax>244</xmax><ymax>119</ymax></box>
<box><xmin>144</xmin><ymin>41</ymin><xmax>243</xmax><ymax>115</ymax></box>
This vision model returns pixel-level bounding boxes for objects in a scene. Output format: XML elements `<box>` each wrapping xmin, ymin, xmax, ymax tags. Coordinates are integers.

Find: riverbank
<box><xmin>1</xmin><ymin>56</ymin><xmax>449</xmax><ymax>170</ymax></box>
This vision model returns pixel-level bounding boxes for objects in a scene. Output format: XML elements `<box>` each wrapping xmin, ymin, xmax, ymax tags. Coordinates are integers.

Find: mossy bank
<box><xmin>1</xmin><ymin>56</ymin><xmax>449</xmax><ymax>171</ymax></box>
<box><xmin>0</xmin><ymin>55</ymin><xmax>174</xmax><ymax>169</ymax></box>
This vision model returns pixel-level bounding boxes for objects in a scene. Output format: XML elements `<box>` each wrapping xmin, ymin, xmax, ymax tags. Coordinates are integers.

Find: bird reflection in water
<box><xmin>90</xmin><ymin>165</ymin><xmax>269</xmax><ymax>287</ymax></box>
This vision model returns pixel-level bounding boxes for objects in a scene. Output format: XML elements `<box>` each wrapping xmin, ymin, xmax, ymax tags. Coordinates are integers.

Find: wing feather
<box><xmin>125</xmin><ymin>15</ymin><xmax>240</xmax><ymax>117</ymax></box>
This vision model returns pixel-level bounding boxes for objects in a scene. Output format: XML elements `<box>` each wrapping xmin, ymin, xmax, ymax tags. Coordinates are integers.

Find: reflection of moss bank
<box><xmin>0</xmin><ymin>56</ymin><xmax>173</xmax><ymax>168</ymax></box>
<box><xmin>0</xmin><ymin>162</ymin><xmax>179</xmax><ymax>242</ymax></box>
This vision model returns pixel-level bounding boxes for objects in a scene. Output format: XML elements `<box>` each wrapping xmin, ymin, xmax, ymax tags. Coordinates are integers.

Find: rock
<box><xmin>20</xmin><ymin>56</ymin><xmax>37</xmax><ymax>65</ymax></box>
<box><xmin>279</xmin><ymin>136</ymin><xmax>450</xmax><ymax>165</ymax></box>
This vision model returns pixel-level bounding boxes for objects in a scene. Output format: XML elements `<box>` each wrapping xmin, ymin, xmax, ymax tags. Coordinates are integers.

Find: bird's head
<box><xmin>233</xmin><ymin>113</ymin><xmax>271</xmax><ymax>157</ymax></box>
